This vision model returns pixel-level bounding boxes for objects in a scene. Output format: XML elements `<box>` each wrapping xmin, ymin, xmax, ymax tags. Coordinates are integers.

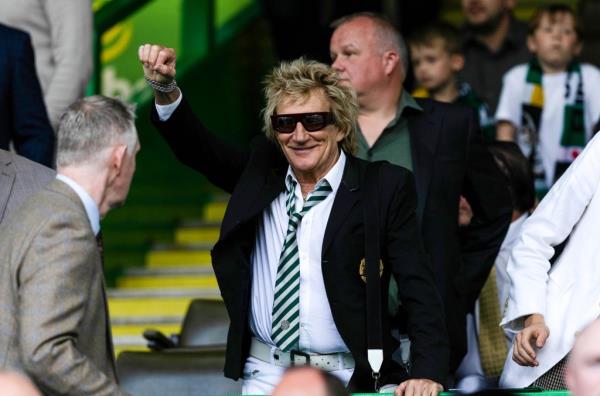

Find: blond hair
<box><xmin>262</xmin><ymin>58</ymin><xmax>358</xmax><ymax>154</ymax></box>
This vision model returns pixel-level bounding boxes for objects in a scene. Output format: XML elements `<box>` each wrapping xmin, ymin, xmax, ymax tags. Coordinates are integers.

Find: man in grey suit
<box><xmin>0</xmin><ymin>148</ymin><xmax>55</xmax><ymax>225</ymax></box>
<box><xmin>0</xmin><ymin>95</ymin><xmax>139</xmax><ymax>395</ymax></box>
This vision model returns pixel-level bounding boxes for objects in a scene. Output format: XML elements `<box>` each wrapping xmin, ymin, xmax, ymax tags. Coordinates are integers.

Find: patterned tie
<box><xmin>96</xmin><ymin>230</ymin><xmax>104</xmax><ymax>265</ymax></box>
<box><xmin>478</xmin><ymin>266</ymin><xmax>509</xmax><ymax>377</ymax></box>
<box><xmin>271</xmin><ymin>175</ymin><xmax>332</xmax><ymax>351</ymax></box>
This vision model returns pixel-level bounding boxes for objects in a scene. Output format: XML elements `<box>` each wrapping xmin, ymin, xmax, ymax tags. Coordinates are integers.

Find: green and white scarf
<box><xmin>457</xmin><ymin>82</ymin><xmax>496</xmax><ymax>143</ymax></box>
<box><xmin>413</xmin><ymin>82</ymin><xmax>495</xmax><ymax>142</ymax></box>
<box><xmin>521</xmin><ymin>58</ymin><xmax>586</xmax><ymax>197</ymax></box>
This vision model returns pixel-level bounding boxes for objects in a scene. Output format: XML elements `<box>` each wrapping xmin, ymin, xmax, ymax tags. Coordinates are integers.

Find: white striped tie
<box><xmin>271</xmin><ymin>175</ymin><xmax>332</xmax><ymax>351</ymax></box>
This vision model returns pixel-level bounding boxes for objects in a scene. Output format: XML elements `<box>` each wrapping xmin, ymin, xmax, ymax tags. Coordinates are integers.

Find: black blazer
<box><xmin>151</xmin><ymin>98</ymin><xmax>449</xmax><ymax>390</ymax></box>
<box><xmin>406</xmin><ymin>98</ymin><xmax>512</xmax><ymax>370</ymax></box>
<box><xmin>0</xmin><ymin>24</ymin><xmax>54</xmax><ymax>168</ymax></box>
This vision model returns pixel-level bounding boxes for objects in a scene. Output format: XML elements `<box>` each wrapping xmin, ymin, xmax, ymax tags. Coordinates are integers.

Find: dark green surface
<box><xmin>352</xmin><ymin>389</ymin><xmax>571</xmax><ymax>396</ymax></box>
<box><xmin>101</xmin><ymin>17</ymin><xmax>277</xmax><ymax>285</ymax></box>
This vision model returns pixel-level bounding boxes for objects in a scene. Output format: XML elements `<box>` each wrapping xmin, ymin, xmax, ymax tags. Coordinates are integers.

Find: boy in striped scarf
<box><xmin>496</xmin><ymin>4</ymin><xmax>600</xmax><ymax>199</ymax></box>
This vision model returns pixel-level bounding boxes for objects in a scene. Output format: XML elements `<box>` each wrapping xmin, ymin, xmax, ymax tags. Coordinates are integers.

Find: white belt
<box><xmin>249</xmin><ymin>338</ymin><xmax>355</xmax><ymax>372</ymax></box>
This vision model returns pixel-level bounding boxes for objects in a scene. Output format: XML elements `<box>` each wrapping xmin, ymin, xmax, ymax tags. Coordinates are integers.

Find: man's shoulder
<box><xmin>414</xmin><ymin>97</ymin><xmax>474</xmax><ymax>121</ymax></box>
<box><xmin>349</xmin><ymin>155</ymin><xmax>413</xmax><ymax>187</ymax></box>
<box><xmin>0</xmin><ymin>150</ymin><xmax>55</xmax><ymax>224</ymax></box>
<box><xmin>0</xmin><ymin>182</ymin><xmax>84</xmax><ymax>254</ymax></box>
<box><xmin>5</xmin><ymin>180</ymin><xmax>84</xmax><ymax>227</ymax></box>
<box><xmin>9</xmin><ymin>150</ymin><xmax>55</xmax><ymax>181</ymax></box>
<box><xmin>8</xmin><ymin>152</ymin><xmax>55</xmax><ymax>199</ymax></box>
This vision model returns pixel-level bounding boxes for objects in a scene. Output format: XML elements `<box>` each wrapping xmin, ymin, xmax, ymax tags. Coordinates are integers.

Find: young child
<box><xmin>409</xmin><ymin>22</ymin><xmax>496</xmax><ymax>142</ymax></box>
<box><xmin>496</xmin><ymin>4</ymin><xmax>600</xmax><ymax>197</ymax></box>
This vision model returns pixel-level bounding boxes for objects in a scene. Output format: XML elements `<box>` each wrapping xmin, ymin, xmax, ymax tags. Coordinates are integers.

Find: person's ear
<box><xmin>383</xmin><ymin>50</ymin><xmax>400</xmax><ymax>75</ymax></box>
<box><xmin>107</xmin><ymin>145</ymin><xmax>127</xmax><ymax>184</ymax></box>
<box><xmin>450</xmin><ymin>53</ymin><xmax>465</xmax><ymax>72</ymax></box>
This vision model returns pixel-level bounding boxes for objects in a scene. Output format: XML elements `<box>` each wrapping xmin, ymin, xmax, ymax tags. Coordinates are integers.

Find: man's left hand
<box><xmin>394</xmin><ymin>379</ymin><xmax>443</xmax><ymax>396</ymax></box>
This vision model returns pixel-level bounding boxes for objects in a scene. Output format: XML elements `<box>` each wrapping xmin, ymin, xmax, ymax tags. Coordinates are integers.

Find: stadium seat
<box><xmin>117</xmin><ymin>346</ymin><xmax>241</xmax><ymax>396</ymax></box>
<box><xmin>144</xmin><ymin>299</ymin><xmax>229</xmax><ymax>350</ymax></box>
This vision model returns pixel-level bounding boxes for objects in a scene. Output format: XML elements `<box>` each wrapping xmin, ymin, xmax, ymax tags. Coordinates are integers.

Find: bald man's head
<box><xmin>272</xmin><ymin>367</ymin><xmax>348</xmax><ymax>396</ymax></box>
<box><xmin>0</xmin><ymin>372</ymin><xmax>41</xmax><ymax>396</ymax></box>
<box><xmin>566</xmin><ymin>319</ymin><xmax>600</xmax><ymax>396</ymax></box>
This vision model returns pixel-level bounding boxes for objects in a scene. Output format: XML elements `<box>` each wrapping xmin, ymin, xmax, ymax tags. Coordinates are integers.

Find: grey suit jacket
<box><xmin>0</xmin><ymin>148</ymin><xmax>54</xmax><ymax>224</ymax></box>
<box><xmin>0</xmin><ymin>179</ymin><xmax>126</xmax><ymax>395</ymax></box>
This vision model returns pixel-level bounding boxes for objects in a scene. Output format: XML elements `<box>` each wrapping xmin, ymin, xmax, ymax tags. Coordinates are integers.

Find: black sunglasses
<box><xmin>270</xmin><ymin>112</ymin><xmax>335</xmax><ymax>133</ymax></box>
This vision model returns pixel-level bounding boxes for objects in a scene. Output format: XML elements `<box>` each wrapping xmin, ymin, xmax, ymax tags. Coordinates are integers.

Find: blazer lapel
<box><xmin>409</xmin><ymin>100</ymin><xmax>441</xmax><ymax>222</ymax></box>
<box><xmin>0</xmin><ymin>153</ymin><xmax>15</xmax><ymax>223</ymax></box>
<box><xmin>322</xmin><ymin>155</ymin><xmax>361</xmax><ymax>254</ymax></box>
<box><xmin>219</xmin><ymin>165</ymin><xmax>286</xmax><ymax>241</ymax></box>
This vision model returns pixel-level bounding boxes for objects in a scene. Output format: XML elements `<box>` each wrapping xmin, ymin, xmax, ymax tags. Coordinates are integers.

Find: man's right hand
<box><xmin>138</xmin><ymin>44</ymin><xmax>181</xmax><ymax>105</ymax></box>
<box><xmin>512</xmin><ymin>313</ymin><xmax>550</xmax><ymax>367</ymax></box>
<box><xmin>138</xmin><ymin>44</ymin><xmax>176</xmax><ymax>83</ymax></box>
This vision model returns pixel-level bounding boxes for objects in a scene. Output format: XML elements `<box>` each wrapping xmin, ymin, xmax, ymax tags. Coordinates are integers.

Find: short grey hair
<box><xmin>331</xmin><ymin>12</ymin><xmax>408</xmax><ymax>74</ymax></box>
<box><xmin>56</xmin><ymin>95</ymin><xmax>137</xmax><ymax>167</ymax></box>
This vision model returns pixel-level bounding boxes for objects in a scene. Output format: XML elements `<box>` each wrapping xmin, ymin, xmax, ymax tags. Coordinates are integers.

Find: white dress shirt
<box><xmin>56</xmin><ymin>174</ymin><xmax>100</xmax><ymax>236</ymax></box>
<box><xmin>155</xmin><ymin>92</ymin><xmax>183</xmax><ymax>121</ymax></box>
<box><xmin>249</xmin><ymin>151</ymin><xmax>348</xmax><ymax>353</ymax></box>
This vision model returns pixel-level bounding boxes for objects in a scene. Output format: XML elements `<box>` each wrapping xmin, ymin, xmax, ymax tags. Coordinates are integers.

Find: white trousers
<box><xmin>241</xmin><ymin>356</ymin><xmax>354</xmax><ymax>395</ymax></box>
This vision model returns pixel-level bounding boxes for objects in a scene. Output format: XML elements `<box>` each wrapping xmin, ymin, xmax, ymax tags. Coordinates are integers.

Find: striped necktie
<box><xmin>271</xmin><ymin>175</ymin><xmax>332</xmax><ymax>351</ymax></box>
<box><xmin>96</xmin><ymin>230</ymin><xmax>104</xmax><ymax>265</ymax></box>
<box><xmin>478</xmin><ymin>266</ymin><xmax>509</xmax><ymax>377</ymax></box>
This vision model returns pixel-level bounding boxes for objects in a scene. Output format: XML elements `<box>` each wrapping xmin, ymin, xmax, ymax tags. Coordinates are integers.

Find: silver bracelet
<box><xmin>144</xmin><ymin>75</ymin><xmax>178</xmax><ymax>93</ymax></box>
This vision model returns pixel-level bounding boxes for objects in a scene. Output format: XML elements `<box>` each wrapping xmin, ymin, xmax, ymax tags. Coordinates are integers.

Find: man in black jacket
<box><xmin>0</xmin><ymin>24</ymin><xmax>54</xmax><ymax>167</ymax></box>
<box><xmin>330</xmin><ymin>13</ymin><xmax>512</xmax><ymax>375</ymax></box>
<box><xmin>140</xmin><ymin>45</ymin><xmax>448</xmax><ymax>395</ymax></box>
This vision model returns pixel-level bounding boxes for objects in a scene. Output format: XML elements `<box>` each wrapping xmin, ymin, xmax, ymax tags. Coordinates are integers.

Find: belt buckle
<box><xmin>290</xmin><ymin>349</ymin><xmax>311</xmax><ymax>367</ymax></box>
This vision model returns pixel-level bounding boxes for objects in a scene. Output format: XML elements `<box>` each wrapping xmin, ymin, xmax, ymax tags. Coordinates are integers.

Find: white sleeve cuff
<box><xmin>155</xmin><ymin>92</ymin><xmax>183</xmax><ymax>121</ymax></box>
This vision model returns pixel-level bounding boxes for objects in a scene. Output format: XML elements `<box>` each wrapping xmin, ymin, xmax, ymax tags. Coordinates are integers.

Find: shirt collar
<box><xmin>56</xmin><ymin>174</ymin><xmax>101</xmax><ymax>236</ymax></box>
<box><xmin>286</xmin><ymin>150</ymin><xmax>346</xmax><ymax>195</ymax></box>
<box><xmin>388</xmin><ymin>90</ymin><xmax>423</xmax><ymax>128</ymax></box>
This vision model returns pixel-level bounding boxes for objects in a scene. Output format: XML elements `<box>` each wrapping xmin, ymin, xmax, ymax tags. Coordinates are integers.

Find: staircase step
<box><xmin>174</xmin><ymin>226</ymin><xmax>220</xmax><ymax>245</ymax></box>
<box><xmin>115</xmin><ymin>344</ymin><xmax>148</xmax><ymax>357</ymax></box>
<box><xmin>145</xmin><ymin>244</ymin><xmax>214</xmax><ymax>267</ymax></box>
<box><xmin>111</xmin><ymin>315</ymin><xmax>184</xmax><ymax>325</ymax></box>
<box><xmin>124</xmin><ymin>266</ymin><xmax>215</xmax><ymax>276</ymax></box>
<box><xmin>114</xmin><ymin>335</ymin><xmax>147</xmax><ymax>346</ymax></box>
<box><xmin>117</xmin><ymin>274</ymin><xmax>218</xmax><ymax>289</ymax></box>
<box><xmin>112</xmin><ymin>323</ymin><xmax>181</xmax><ymax>337</ymax></box>
<box><xmin>202</xmin><ymin>201</ymin><xmax>227</xmax><ymax>222</ymax></box>
<box><xmin>113</xmin><ymin>335</ymin><xmax>149</xmax><ymax>356</ymax></box>
<box><xmin>108</xmin><ymin>290</ymin><xmax>221</xmax><ymax>318</ymax></box>
<box><xmin>109</xmin><ymin>297</ymin><xmax>192</xmax><ymax>318</ymax></box>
